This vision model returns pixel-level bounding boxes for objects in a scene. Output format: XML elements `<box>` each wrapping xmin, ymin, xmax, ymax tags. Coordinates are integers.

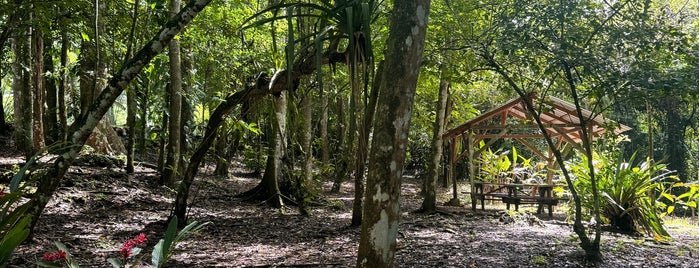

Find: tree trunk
<box><xmin>298</xmin><ymin>93</ymin><xmax>313</xmax><ymax>215</ymax></box>
<box><xmin>356</xmin><ymin>0</ymin><xmax>430</xmax><ymax>266</ymax></box>
<box><xmin>331</xmin><ymin>94</ymin><xmax>346</xmax><ymax>192</ymax></box>
<box><xmin>43</xmin><ymin>33</ymin><xmax>59</xmax><ymax>144</ymax></box>
<box><xmin>31</xmin><ymin>23</ymin><xmax>45</xmax><ymax>151</ymax></box>
<box><xmin>58</xmin><ymin>27</ymin><xmax>69</xmax><ymax>142</ymax></box>
<box><xmin>421</xmin><ymin>74</ymin><xmax>450</xmax><ymax>212</ymax></box>
<box><xmin>351</xmin><ymin>61</ymin><xmax>383</xmax><ymax>226</ymax></box>
<box><xmin>213</xmin><ymin>121</ymin><xmax>230</xmax><ymax>177</ymax></box>
<box><xmin>162</xmin><ymin>0</ymin><xmax>183</xmax><ymax>187</ymax></box>
<box><xmin>11</xmin><ymin>33</ymin><xmax>33</xmax><ymax>159</ymax></box>
<box><xmin>0</xmin><ymin>71</ymin><xmax>5</xmax><ymax>131</ymax></box>
<box><xmin>320</xmin><ymin>92</ymin><xmax>329</xmax><ymax>164</ymax></box>
<box><xmin>23</xmin><ymin>0</ymin><xmax>214</xmax><ymax>236</ymax></box>
<box><xmin>179</xmin><ymin>47</ymin><xmax>194</xmax><ymax>175</ymax></box>
<box><xmin>125</xmin><ymin>0</ymin><xmax>140</xmax><ymax>174</ymax></box>
<box><xmin>79</xmin><ymin>1</ymin><xmax>126</xmax><ymax>155</ymax></box>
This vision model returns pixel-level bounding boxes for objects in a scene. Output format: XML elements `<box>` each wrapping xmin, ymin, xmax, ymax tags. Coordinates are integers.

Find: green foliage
<box><xmin>478</xmin><ymin>144</ymin><xmax>533</xmax><ymax>183</ymax></box>
<box><xmin>570</xmin><ymin>152</ymin><xmax>677</xmax><ymax>241</ymax></box>
<box><xmin>1</xmin><ymin>144</ymin><xmax>65</xmax><ymax>266</ymax></box>
<box><xmin>151</xmin><ymin>217</ymin><xmax>209</xmax><ymax>268</ymax></box>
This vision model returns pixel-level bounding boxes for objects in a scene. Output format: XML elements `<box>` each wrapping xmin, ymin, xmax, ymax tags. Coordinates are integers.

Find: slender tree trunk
<box><xmin>138</xmin><ymin>81</ymin><xmax>149</xmax><ymax>156</ymax></box>
<box><xmin>421</xmin><ymin>74</ymin><xmax>449</xmax><ymax>212</ymax></box>
<box><xmin>12</xmin><ymin>33</ymin><xmax>33</xmax><ymax>159</ymax></box>
<box><xmin>58</xmin><ymin>27</ymin><xmax>69</xmax><ymax>142</ymax></box>
<box><xmin>331</xmin><ymin>94</ymin><xmax>346</xmax><ymax>192</ymax></box>
<box><xmin>298</xmin><ymin>93</ymin><xmax>313</xmax><ymax>215</ymax></box>
<box><xmin>320</xmin><ymin>93</ymin><xmax>329</xmax><ymax>164</ymax></box>
<box><xmin>214</xmin><ymin>122</ymin><xmax>230</xmax><ymax>177</ymax></box>
<box><xmin>43</xmin><ymin>33</ymin><xmax>59</xmax><ymax>144</ymax></box>
<box><xmin>162</xmin><ymin>0</ymin><xmax>183</xmax><ymax>187</ymax></box>
<box><xmin>125</xmin><ymin>0</ymin><xmax>140</xmax><ymax>174</ymax></box>
<box><xmin>356</xmin><ymin>0</ymin><xmax>430</xmax><ymax>266</ymax></box>
<box><xmin>0</xmin><ymin>70</ymin><xmax>5</xmax><ymax>130</ymax></box>
<box><xmin>351</xmin><ymin>61</ymin><xmax>382</xmax><ymax>226</ymax></box>
<box><xmin>179</xmin><ymin>48</ymin><xmax>194</xmax><ymax>175</ymax></box>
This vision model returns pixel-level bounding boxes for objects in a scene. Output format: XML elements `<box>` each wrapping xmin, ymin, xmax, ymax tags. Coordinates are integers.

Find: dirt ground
<box><xmin>4</xmin><ymin>150</ymin><xmax>699</xmax><ymax>267</ymax></box>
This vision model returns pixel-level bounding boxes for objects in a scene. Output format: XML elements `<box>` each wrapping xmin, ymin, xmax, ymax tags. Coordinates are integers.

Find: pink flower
<box><xmin>120</xmin><ymin>233</ymin><xmax>147</xmax><ymax>258</ymax></box>
<box><xmin>43</xmin><ymin>250</ymin><xmax>67</xmax><ymax>262</ymax></box>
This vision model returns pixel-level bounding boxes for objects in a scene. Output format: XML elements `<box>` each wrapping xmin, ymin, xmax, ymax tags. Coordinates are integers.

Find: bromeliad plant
<box><xmin>570</xmin><ymin>152</ymin><xmax>677</xmax><ymax>241</ymax></box>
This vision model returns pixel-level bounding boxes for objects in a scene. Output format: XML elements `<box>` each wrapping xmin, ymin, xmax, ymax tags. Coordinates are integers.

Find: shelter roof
<box><xmin>442</xmin><ymin>94</ymin><xmax>631</xmax><ymax>144</ymax></box>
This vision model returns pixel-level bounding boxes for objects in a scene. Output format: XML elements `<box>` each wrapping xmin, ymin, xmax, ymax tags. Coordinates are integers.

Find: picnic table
<box><xmin>469</xmin><ymin>182</ymin><xmax>564</xmax><ymax>217</ymax></box>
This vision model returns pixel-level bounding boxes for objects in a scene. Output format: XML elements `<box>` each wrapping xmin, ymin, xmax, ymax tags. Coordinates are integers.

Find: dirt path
<box><xmin>8</xmin><ymin>162</ymin><xmax>699</xmax><ymax>267</ymax></box>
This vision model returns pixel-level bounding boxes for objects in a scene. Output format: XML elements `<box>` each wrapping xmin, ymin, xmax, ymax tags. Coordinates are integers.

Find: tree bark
<box><xmin>331</xmin><ymin>94</ymin><xmax>347</xmax><ymax>192</ymax></box>
<box><xmin>213</xmin><ymin>122</ymin><xmax>230</xmax><ymax>177</ymax></box>
<box><xmin>298</xmin><ymin>93</ymin><xmax>313</xmax><ymax>215</ymax></box>
<box><xmin>162</xmin><ymin>0</ymin><xmax>183</xmax><ymax>187</ymax></box>
<box><xmin>23</xmin><ymin>0</ymin><xmax>215</xmax><ymax>236</ymax></box>
<box><xmin>351</xmin><ymin>61</ymin><xmax>382</xmax><ymax>226</ymax></box>
<box><xmin>58</xmin><ymin>27</ymin><xmax>69</xmax><ymax>142</ymax></box>
<box><xmin>43</xmin><ymin>33</ymin><xmax>59</xmax><ymax>144</ymax></box>
<box><xmin>356</xmin><ymin>0</ymin><xmax>430</xmax><ymax>266</ymax></box>
<box><xmin>12</xmin><ymin>32</ymin><xmax>33</xmax><ymax>159</ymax></box>
<box><xmin>421</xmin><ymin>73</ymin><xmax>449</xmax><ymax>212</ymax></box>
<box><xmin>125</xmin><ymin>0</ymin><xmax>140</xmax><ymax>174</ymax></box>
<box><xmin>320</xmin><ymin>92</ymin><xmax>329</xmax><ymax>164</ymax></box>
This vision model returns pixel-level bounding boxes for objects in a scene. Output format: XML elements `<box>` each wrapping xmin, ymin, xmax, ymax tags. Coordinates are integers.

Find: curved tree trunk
<box><xmin>22</xmin><ymin>0</ymin><xmax>215</xmax><ymax>236</ymax></box>
<box><xmin>356</xmin><ymin>0</ymin><xmax>430</xmax><ymax>266</ymax></box>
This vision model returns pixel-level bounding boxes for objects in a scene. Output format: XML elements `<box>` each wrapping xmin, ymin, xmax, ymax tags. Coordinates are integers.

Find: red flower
<box><xmin>120</xmin><ymin>233</ymin><xmax>147</xmax><ymax>258</ymax></box>
<box><xmin>43</xmin><ymin>250</ymin><xmax>67</xmax><ymax>262</ymax></box>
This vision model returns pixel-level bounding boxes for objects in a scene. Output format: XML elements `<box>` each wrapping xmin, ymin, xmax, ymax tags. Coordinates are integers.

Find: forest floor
<box><xmin>3</xmin><ymin>144</ymin><xmax>699</xmax><ymax>267</ymax></box>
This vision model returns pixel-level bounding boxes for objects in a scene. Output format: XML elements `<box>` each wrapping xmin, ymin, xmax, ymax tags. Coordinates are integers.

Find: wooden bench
<box><xmin>467</xmin><ymin>182</ymin><xmax>567</xmax><ymax>217</ymax></box>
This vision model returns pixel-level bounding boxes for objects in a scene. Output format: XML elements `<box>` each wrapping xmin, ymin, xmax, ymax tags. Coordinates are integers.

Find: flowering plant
<box><xmin>36</xmin><ymin>242</ymin><xmax>79</xmax><ymax>268</ymax></box>
<box><xmin>36</xmin><ymin>216</ymin><xmax>209</xmax><ymax>268</ymax></box>
<box><xmin>108</xmin><ymin>233</ymin><xmax>148</xmax><ymax>268</ymax></box>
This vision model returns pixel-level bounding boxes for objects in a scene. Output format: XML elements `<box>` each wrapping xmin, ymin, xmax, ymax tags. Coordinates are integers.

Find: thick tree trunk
<box><xmin>356</xmin><ymin>0</ymin><xmax>430</xmax><ymax>266</ymax></box>
<box><xmin>12</xmin><ymin>33</ymin><xmax>33</xmax><ymax>159</ymax></box>
<box><xmin>23</xmin><ymin>0</ymin><xmax>214</xmax><ymax>236</ymax></box>
<box><xmin>79</xmin><ymin>2</ymin><xmax>126</xmax><ymax>155</ymax></box>
<box><xmin>421</xmin><ymin>75</ymin><xmax>450</xmax><ymax>212</ymax></box>
<box><xmin>31</xmin><ymin>24</ymin><xmax>45</xmax><ymax>151</ymax></box>
<box><xmin>162</xmin><ymin>0</ymin><xmax>183</xmax><ymax>187</ymax></box>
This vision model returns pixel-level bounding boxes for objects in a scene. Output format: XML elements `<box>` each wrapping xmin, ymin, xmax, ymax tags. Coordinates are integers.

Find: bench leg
<box><xmin>514</xmin><ymin>202</ymin><xmax>519</xmax><ymax>211</ymax></box>
<box><xmin>548</xmin><ymin>204</ymin><xmax>553</xmax><ymax>217</ymax></box>
<box><xmin>480</xmin><ymin>198</ymin><xmax>485</xmax><ymax>210</ymax></box>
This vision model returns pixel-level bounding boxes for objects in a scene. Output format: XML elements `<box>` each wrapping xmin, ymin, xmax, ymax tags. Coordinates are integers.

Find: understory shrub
<box><xmin>570</xmin><ymin>152</ymin><xmax>677</xmax><ymax>241</ymax></box>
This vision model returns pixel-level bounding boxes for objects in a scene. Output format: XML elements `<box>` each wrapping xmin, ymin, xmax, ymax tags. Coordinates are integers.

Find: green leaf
<box><xmin>80</xmin><ymin>32</ymin><xmax>90</xmax><ymax>42</ymax></box>
<box><xmin>0</xmin><ymin>217</ymin><xmax>30</xmax><ymax>265</ymax></box>
<box><xmin>107</xmin><ymin>257</ymin><xmax>123</xmax><ymax>268</ymax></box>
<box><xmin>667</xmin><ymin>205</ymin><xmax>675</xmax><ymax>214</ymax></box>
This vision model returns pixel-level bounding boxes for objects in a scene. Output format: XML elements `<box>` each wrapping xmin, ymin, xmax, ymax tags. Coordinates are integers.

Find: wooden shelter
<box><xmin>442</xmin><ymin>94</ymin><xmax>631</xmax><ymax>201</ymax></box>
